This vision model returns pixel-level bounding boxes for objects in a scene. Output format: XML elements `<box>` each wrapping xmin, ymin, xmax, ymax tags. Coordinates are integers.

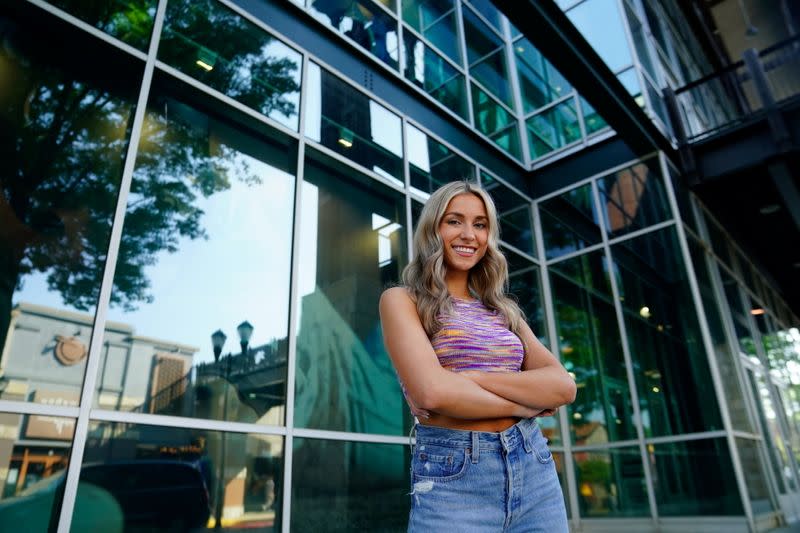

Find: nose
<box><xmin>460</xmin><ymin>224</ymin><xmax>475</xmax><ymax>240</ymax></box>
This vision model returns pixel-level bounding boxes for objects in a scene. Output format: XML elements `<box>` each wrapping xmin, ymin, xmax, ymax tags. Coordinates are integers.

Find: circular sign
<box><xmin>54</xmin><ymin>336</ymin><xmax>87</xmax><ymax>366</ymax></box>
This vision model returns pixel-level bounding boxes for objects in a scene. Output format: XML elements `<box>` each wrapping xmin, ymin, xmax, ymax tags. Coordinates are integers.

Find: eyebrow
<box><xmin>443</xmin><ymin>211</ymin><xmax>488</xmax><ymax>220</ymax></box>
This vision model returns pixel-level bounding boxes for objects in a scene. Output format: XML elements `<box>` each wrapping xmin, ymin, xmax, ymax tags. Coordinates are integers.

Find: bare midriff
<box><xmin>419</xmin><ymin>414</ymin><xmax>520</xmax><ymax>433</ymax></box>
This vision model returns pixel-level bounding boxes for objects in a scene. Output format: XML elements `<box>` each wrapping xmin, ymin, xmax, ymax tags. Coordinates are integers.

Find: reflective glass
<box><xmin>649</xmin><ymin>438</ymin><xmax>743</xmax><ymax>515</ymax></box>
<box><xmin>295</xmin><ymin>148</ymin><xmax>409</xmax><ymax>435</ymax></box>
<box><xmin>462</xmin><ymin>6</ymin><xmax>503</xmax><ymax>65</ymax></box>
<box><xmin>625</xmin><ymin>2</ymin><xmax>658</xmax><ymax>83</ymax></box>
<box><xmin>0</xmin><ymin>412</ymin><xmax>74</xmax><ymax>530</ymax></box>
<box><xmin>580</xmin><ymin>97</ymin><xmax>608</xmax><ymax>135</ymax></box>
<box><xmin>401</xmin><ymin>0</ymin><xmax>461</xmax><ymax>65</ymax></box>
<box><xmin>668</xmin><ymin>165</ymin><xmax>699</xmax><ymax>233</ymax></box>
<box><xmin>407</xmin><ymin>124</ymin><xmax>474</xmax><ymax>197</ymax></box>
<box><xmin>471</xmin><ymin>85</ymin><xmax>521</xmax><ymax>159</ymax></box>
<box><xmin>618</xmin><ymin>68</ymin><xmax>643</xmax><ymax>106</ymax></box>
<box><xmin>291</xmin><ymin>439</ymin><xmax>408</xmax><ymax>531</ymax></box>
<box><xmin>643</xmin><ymin>75</ymin><xmax>670</xmax><ymax>130</ymax></box>
<box><xmin>526</xmin><ymin>98</ymin><xmax>582</xmax><ymax>158</ymax></box>
<box><xmin>749</xmin><ymin>370</ymin><xmax>792</xmax><ymax>494</ymax></box>
<box><xmin>306</xmin><ymin>64</ymin><xmax>404</xmax><ymax>184</ymax></box>
<box><xmin>574</xmin><ymin>447</ymin><xmax>649</xmax><ymax>517</ymax></box>
<box><xmin>612</xmin><ymin>227</ymin><xmax>723</xmax><ymax>437</ymax></box>
<box><xmin>471</xmin><ymin>50</ymin><xmax>513</xmax><ymax>107</ymax></box>
<box><xmin>402</xmin><ymin>34</ymin><xmax>469</xmax><ymax>120</ymax></box>
<box><xmin>706</xmin><ymin>219</ymin><xmax>733</xmax><ymax>271</ymax></box>
<box><xmin>159</xmin><ymin>0</ymin><xmax>302</xmax><ymax>131</ymax></box>
<box><xmin>597</xmin><ymin>158</ymin><xmax>671</xmax><ymax>239</ymax></box>
<box><xmin>45</xmin><ymin>0</ymin><xmax>156</xmax><ymax>50</ymax></box>
<box><xmin>566</xmin><ymin>0</ymin><xmax>632</xmax><ymax>72</ymax></box>
<box><xmin>80</xmin><ymin>421</ymin><xmax>283</xmax><ymax>530</ymax></box>
<box><xmin>550</xmin><ymin>252</ymin><xmax>636</xmax><ymax>444</ymax></box>
<box><xmin>482</xmin><ymin>173</ymin><xmax>535</xmax><ymax>255</ymax></box>
<box><xmin>464</xmin><ymin>0</ymin><xmax>504</xmax><ymax>32</ymax></box>
<box><xmin>308</xmin><ymin>0</ymin><xmax>400</xmax><ymax>69</ymax></box>
<box><xmin>99</xmin><ymin>90</ymin><xmax>297</xmax><ymax>426</ymax></box>
<box><xmin>688</xmin><ymin>237</ymin><xmax>753</xmax><ymax>432</ymax></box>
<box><xmin>539</xmin><ymin>183</ymin><xmax>602</xmax><ymax>260</ymax></box>
<box><xmin>552</xmin><ymin>452</ymin><xmax>570</xmax><ymax>517</ymax></box>
<box><xmin>736</xmin><ymin>437</ymin><xmax>776</xmax><ymax>514</ymax></box>
<box><xmin>0</xmin><ymin>19</ymin><xmax>137</xmax><ymax>405</ymax></box>
<box><xmin>514</xmin><ymin>39</ymin><xmax>572</xmax><ymax>113</ymax></box>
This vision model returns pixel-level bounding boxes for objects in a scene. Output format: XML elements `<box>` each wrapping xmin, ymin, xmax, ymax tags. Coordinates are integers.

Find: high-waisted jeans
<box><xmin>408</xmin><ymin>418</ymin><xmax>568</xmax><ymax>532</ymax></box>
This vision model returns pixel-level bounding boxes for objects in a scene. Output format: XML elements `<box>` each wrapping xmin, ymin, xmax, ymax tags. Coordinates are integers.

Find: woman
<box><xmin>380</xmin><ymin>181</ymin><xmax>576</xmax><ymax>532</ymax></box>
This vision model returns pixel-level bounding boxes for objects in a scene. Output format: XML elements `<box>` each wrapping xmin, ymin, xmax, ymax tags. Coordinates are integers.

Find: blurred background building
<box><xmin>0</xmin><ymin>0</ymin><xmax>798</xmax><ymax>531</ymax></box>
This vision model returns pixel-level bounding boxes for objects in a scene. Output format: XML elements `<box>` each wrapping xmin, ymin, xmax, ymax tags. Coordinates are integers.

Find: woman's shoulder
<box><xmin>380</xmin><ymin>286</ymin><xmax>415</xmax><ymax>310</ymax></box>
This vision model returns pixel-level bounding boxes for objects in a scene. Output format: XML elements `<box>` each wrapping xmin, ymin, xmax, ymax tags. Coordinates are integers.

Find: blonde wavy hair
<box><xmin>402</xmin><ymin>181</ymin><xmax>526</xmax><ymax>340</ymax></box>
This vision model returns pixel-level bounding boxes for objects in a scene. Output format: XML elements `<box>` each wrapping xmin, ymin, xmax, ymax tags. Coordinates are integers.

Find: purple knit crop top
<box><xmin>431</xmin><ymin>297</ymin><xmax>524</xmax><ymax>373</ymax></box>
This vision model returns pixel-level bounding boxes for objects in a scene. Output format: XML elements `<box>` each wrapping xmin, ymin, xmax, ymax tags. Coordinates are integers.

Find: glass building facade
<box><xmin>0</xmin><ymin>0</ymin><xmax>798</xmax><ymax>531</ymax></box>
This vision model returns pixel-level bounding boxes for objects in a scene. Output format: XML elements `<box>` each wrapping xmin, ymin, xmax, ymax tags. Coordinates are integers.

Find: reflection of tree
<box><xmin>0</xmin><ymin>5</ymin><xmax>299</xmax><ymax>359</ymax></box>
<box><xmin>45</xmin><ymin>0</ymin><xmax>155</xmax><ymax>50</ymax></box>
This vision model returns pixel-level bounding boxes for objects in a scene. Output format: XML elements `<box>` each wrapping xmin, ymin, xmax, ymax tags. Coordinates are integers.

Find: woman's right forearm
<box><xmin>418</xmin><ymin>371</ymin><xmax>536</xmax><ymax>419</ymax></box>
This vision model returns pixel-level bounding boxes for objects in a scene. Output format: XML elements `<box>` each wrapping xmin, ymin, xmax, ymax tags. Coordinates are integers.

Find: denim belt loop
<box><xmin>520</xmin><ymin>420</ymin><xmax>533</xmax><ymax>454</ymax></box>
<box><xmin>471</xmin><ymin>431</ymin><xmax>480</xmax><ymax>464</ymax></box>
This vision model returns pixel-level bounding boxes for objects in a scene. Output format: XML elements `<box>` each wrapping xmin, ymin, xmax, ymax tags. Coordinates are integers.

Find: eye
<box><xmin>446</xmin><ymin>219</ymin><xmax>460</xmax><ymax>225</ymax></box>
<box><xmin>474</xmin><ymin>222</ymin><xmax>487</xmax><ymax>229</ymax></box>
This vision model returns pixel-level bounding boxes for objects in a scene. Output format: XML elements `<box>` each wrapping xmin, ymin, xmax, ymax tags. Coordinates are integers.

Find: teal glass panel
<box><xmin>492</xmin><ymin>125</ymin><xmax>522</xmax><ymax>160</ymax></box>
<box><xmin>99</xmin><ymin>90</ymin><xmax>297</xmax><ymax>425</ymax></box>
<box><xmin>482</xmin><ymin>173</ymin><xmax>535</xmax><ymax>255</ymax></box>
<box><xmin>687</xmin><ymin>237</ymin><xmax>753</xmax><ymax>433</ymax></box>
<box><xmin>612</xmin><ymin>227</ymin><xmax>723</xmax><ymax>437</ymax></box>
<box><xmin>402</xmin><ymin>33</ymin><xmax>469</xmax><ymax>120</ymax></box>
<box><xmin>292</xmin><ymin>439</ymin><xmax>408</xmax><ymax>531</ymax></box>
<box><xmin>0</xmin><ymin>19</ymin><xmax>138</xmax><ymax>405</ymax></box>
<box><xmin>401</xmin><ymin>0</ymin><xmax>461</xmax><ymax>65</ymax></box>
<box><xmin>510</xmin><ymin>21</ymin><xmax>522</xmax><ymax>39</ymax></box>
<box><xmin>159</xmin><ymin>0</ymin><xmax>302</xmax><ymax>131</ymax></box>
<box><xmin>574</xmin><ymin>447</ymin><xmax>649</xmax><ymax>517</ymax></box>
<box><xmin>526</xmin><ymin>98</ymin><xmax>582</xmax><ymax>159</ymax></box>
<box><xmin>539</xmin><ymin>183</ymin><xmax>602</xmax><ymax>260</ymax></box>
<box><xmin>550</xmin><ymin>252</ymin><xmax>637</xmax><ymax>444</ymax></box>
<box><xmin>471</xmin><ymin>85</ymin><xmax>521</xmax><ymax>158</ymax></box>
<box><xmin>550</xmin><ymin>250</ymin><xmax>612</xmax><ymax>299</ymax></box>
<box><xmin>80</xmin><ymin>421</ymin><xmax>283</xmax><ymax>530</ymax></box>
<box><xmin>306</xmin><ymin>63</ymin><xmax>404</xmax><ymax>184</ymax></box>
<box><xmin>471</xmin><ymin>49</ymin><xmax>513</xmax><ymax>107</ymax></box>
<box><xmin>464</xmin><ymin>0</ymin><xmax>504</xmax><ymax>32</ymax></box>
<box><xmin>580</xmin><ymin>97</ymin><xmax>608</xmax><ymax>135</ymax></box>
<box><xmin>0</xmin><ymin>413</ymin><xmax>74</xmax><ymax>530</ymax></box>
<box><xmin>736</xmin><ymin>437</ymin><xmax>776</xmax><ymax>514</ymax></box>
<box><xmin>308</xmin><ymin>0</ymin><xmax>399</xmax><ymax>69</ymax></box>
<box><xmin>407</xmin><ymin>124</ymin><xmax>475</xmax><ymax>197</ymax></box>
<box><xmin>649</xmin><ymin>438</ymin><xmax>743</xmax><ymax>515</ymax></box>
<box><xmin>45</xmin><ymin>0</ymin><xmax>156</xmax><ymax>50</ymax></box>
<box><xmin>462</xmin><ymin>5</ymin><xmax>503</xmax><ymax>65</ymax></box>
<box><xmin>597</xmin><ymin>158</ymin><xmax>671</xmax><ymax>239</ymax></box>
<box><xmin>295</xmin><ymin>148</ymin><xmax>409</xmax><ymax>435</ymax></box>
<box><xmin>566</xmin><ymin>0</ymin><xmax>632</xmax><ymax>72</ymax></box>
<box><xmin>514</xmin><ymin>39</ymin><xmax>572</xmax><ymax>113</ymax></box>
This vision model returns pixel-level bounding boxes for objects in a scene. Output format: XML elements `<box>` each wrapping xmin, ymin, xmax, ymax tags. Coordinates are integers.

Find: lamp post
<box><xmin>210</xmin><ymin>329</ymin><xmax>226</xmax><ymax>530</ymax></box>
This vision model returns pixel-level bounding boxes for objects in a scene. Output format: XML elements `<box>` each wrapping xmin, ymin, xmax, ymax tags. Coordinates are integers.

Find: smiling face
<box><xmin>438</xmin><ymin>193</ymin><xmax>489</xmax><ymax>274</ymax></box>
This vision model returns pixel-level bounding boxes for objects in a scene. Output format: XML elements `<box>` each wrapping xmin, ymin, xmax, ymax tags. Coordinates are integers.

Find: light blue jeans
<box><xmin>408</xmin><ymin>418</ymin><xmax>568</xmax><ymax>532</ymax></box>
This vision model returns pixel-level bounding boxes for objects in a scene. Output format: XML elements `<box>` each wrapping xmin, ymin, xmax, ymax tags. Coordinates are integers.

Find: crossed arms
<box><xmin>379</xmin><ymin>287</ymin><xmax>577</xmax><ymax>420</ymax></box>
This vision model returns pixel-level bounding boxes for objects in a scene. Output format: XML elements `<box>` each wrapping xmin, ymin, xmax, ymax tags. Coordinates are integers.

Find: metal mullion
<box><xmin>280</xmin><ymin>51</ymin><xmax>312</xmax><ymax>533</ymax></box>
<box><xmin>643</xmin><ymin>430</ymin><xmax>728</xmax><ymax>446</ymax></box>
<box><xmin>606</xmin><ymin>219</ymin><xmax>677</xmax><ymax>247</ymax></box>
<box><xmin>660</xmin><ymin>152</ymin><xmax>757</xmax><ymax>532</ymax></box>
<box><xmin>303</xmin><ymin>139</ymin><xmax>405</xmax><ymax>195</ymax></box>
<box><xmin>153</xmin><ymin>61</ymin><xmax>302</xmax><ymax>140</ymax></box>
<box><xmin>498</xmin><ymin>242</ymin><xmax>538</xmax><ymax>265</ymax></box>
<box><xmin>468</xmin><ymin>46</ymin><xmax>505</xmax><ymax>70</ymax></box>
<box><xmin>571</xmin><ymin>439</ymin><xmax>642</xmax><ymax>451</ymax></box>
<box><xmin>592</xmin><ymin>177</ymin><xmax>659</xmax><ymax>526</ymax></box>
<box><xmin>478</xmin><ymin>166</ymin><xmax>531</xmax><ymax>201</ymax></box>
<box><xmin>732</xmin><ymin>430</ymin><xmax>763</xmax><ymax>440</ymax></box>
<box><xmin>293</xmin><ymin>427</ymin><xmax>414</xmax><ymax>445</ymax></box>
<box><xmin>454</xmin><ymin>1</ymin><xmax>476</xmax><ymax>128</ymax></box>
<box><xmin>401</xmin><ymin>22</ymin><xmax>465</xmax><ymax>75</ymax></box>
<box><xmin>502</xmin><ymin>16</ymin><xmax>531</xmax><ymax>167</ymax></box>
<box><xmin>25</xmin><ymin>0</ymin><xmax>149</xmax><ymax>63</ymax></box>
<box><xmin>531</xmin><ymin>128</ymin><xmax>616</xmax><ymax>169</ymax></box>
<box><xmin>88</xmin><ymin>409</ymin><xmax>287</xmax><ymax>436</ymax></box>
<box><xmin>460</xmin><ymin>1</ymin><xmax>504</xmax><ymax>42</ymax></box>
<box><xmin>469</xmin><ymin>74</ymin><xmax>515</xmax><ymax>117</ymax></box>
<box><xmin>532</xmin><ymin>200</ymin><xmax>580</xmax><ymax>528</ymax></box>
<box><xmin>417</xmin><ymin>7</ymin><xmax>455</xmax><ymax>35</ymax></box>
<box><xmin>0</xmin><ymin>400</ymin><xmax>79</xmax><ymax>418</ymax></box>
<box><xmin>545</xmin><ymin>243</ymin><xmax>605</xmax><ymax>267</ymax></box>
<box><xmin>55</xmin><ymin>1</ymin><xmax>169</xmax><ymax>531</ymax></box>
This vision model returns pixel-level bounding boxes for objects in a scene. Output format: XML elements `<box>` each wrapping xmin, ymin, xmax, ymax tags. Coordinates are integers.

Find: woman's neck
<box><xmin>445</xmin><ymin>271</ymin><xmax>471</xmax><ymax>299</ymax></box>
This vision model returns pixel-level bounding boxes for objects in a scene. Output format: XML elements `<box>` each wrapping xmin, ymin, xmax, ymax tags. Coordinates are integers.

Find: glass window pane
<box><xmin>80</xmin><ymin>421</ymin><xmax>283</xmax><ymax>530</ymax></box>
<box><xmin>462</xmin><ymin>5</ymin><xmax>503</xmax><ymax>65</ymax></box>
<box><xmin>99</xmin><ymin>90</ymin><xmax>297</xmax><ymax>426</ymax></box>
<box><xmin>407</xmin><ymin>125</ymin><xmax>474</xmax><ymax>197</ymax></box>
<box><xmin>292</xmin><ymin>438</ymin><xmax>408</xmax><ymax>531</ymax></box>
<box><xmin>612</xmin><ymin>227</ymin><xmax>723</xmax><ymax>437</ymax></box>
<box><xmin>526</xmin><ymin>98</ymin><xmax>582</xmax><ymax>159</ymax></box>
<box><xmin>580</xmin><ymin>96</ymin><xmax>609</xmax><ymax>135</ymax></box>
<box><xmin>736</xmin><ymin>437</ymin><xmax>776</xmax><ymax>514</ymax></box>
<box><xmin>566</xmin><ymin>0</ymin><xmax>632</xmax><ymax>72</ymax></box>
<box><xmin>1</xmin><ymin>22</ymin><xmax>138</xmax><ymax>405</ymax></box>
<box><xmin>482</xmin><ymin>173</ymin><xmax>535</xmax><ymax>255</ymax></box>
<box><xmin>618</xmin><ymin>67</ymin><xmax>643</xmax><ymax>105</ymax></box>
<box><xmin>159</xmin><ymin>0</ymin><xmax>302</xmax><ymax>131</ymax></box>
<box><xmin>45</xmin><ymin>0</ymin><xmax>156</xmax><ymax>50</ymax></box>
<box><xmin>650</xmin><ymin>438</ymin><xmax>744</xmax><ymax>515</ymax></box>
<box><xmin>305</xmin><ymin>64</ymin><xmax>404</xmax><ymax>185</ymax></box>
<box><xmin>574</xmin><ymin>447</ymin><xmax>649</xmax><ymax>517</ymax></box>
<box><xmin>514</xmin><ymin>39</ymin><xmax>572</xmax><ymax>113</ymax></box>
<box><xmin>402</xmin><ymin>33</ymin><xmax>469</xmax><ymax>120</ymax></box>
<box><xmin>295</xmin><ymin>148</ymin><xmax>409</xmax><ymax>435</ymax></box>
<box><xmin>539</xmin><ymin>183</ymin><xmax>602</xmax><ymax>260</ymax></box>
<box><xmin>471</xmin><ymin>50</ymin><xmax>513</xmax><ymax>107</ymax></box>
<box><xmin>550</xmin><ymin>252</ymin><xmax>637</xmax><ymax>444</ymax></box>
<box><xmin>464</xmin><ymin>0</ymin><xmax>504</xmax><ymax>32</ymax></box>
<box><xmin>308</xmin><ymin>0</ymin><xmax>399</xmax><ymax>69</ymax></box>
<box><xmin>491</xmin><ymin>124</ymin><xmax>522</xmax><ymax>160</ymax></box>
<box><xmin>0</xmin><ymin>412</ymin><xmax>74</xmax><ymax>530</ymax></box>
<box><xmin>401</xmin><ymin>0</ymin><xmax>461</xmax><ymax>65</ymax></box>
<box><xmin>597</xmin><ymin>158</ymin><xmax>671</xmax><ymax>238</ymax></box>
<box><xmin>625</xmin><ymin>2</ymin><xmax>658</xmax><ymax>83</ymax></box>
<box><xmin>668</xmin><ymin>164</ymin><xmax>699</xmax><ymax>233</ymax></box>
<box><xmin>471</xmin><ymin>85</ymin><xmax>521</xmax><ymax>159</ymax></box>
